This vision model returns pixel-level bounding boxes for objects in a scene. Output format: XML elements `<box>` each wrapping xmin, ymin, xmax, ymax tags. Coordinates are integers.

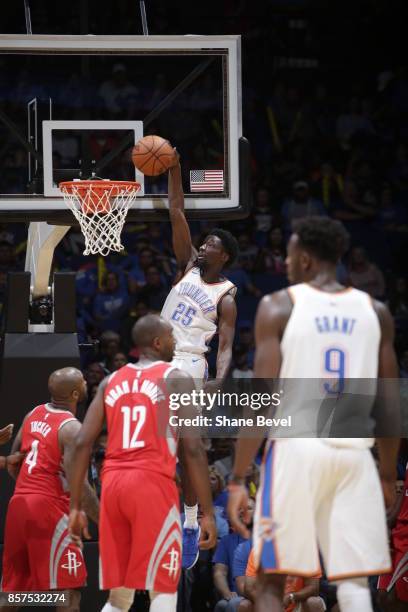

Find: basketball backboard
<box><xmin>0</xmin><ymin>35</ymin><xmax>250</xmax><ymax>222</ymax></box>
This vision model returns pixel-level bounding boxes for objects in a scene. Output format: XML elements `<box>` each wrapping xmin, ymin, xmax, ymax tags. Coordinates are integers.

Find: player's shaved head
<box><xmin>132</xmin><ymin>314</ymin><xmax>175</xmax><ymax>362</ymax></box>
<box><xmin>132</xmin><ymin>314</ymin><xmax>170</xmax><ymax>347</ymax></box>
<box><xmin>48</xmin><ymin>367</ymin><xmax>85</xmax><ymax>402</ymax></box>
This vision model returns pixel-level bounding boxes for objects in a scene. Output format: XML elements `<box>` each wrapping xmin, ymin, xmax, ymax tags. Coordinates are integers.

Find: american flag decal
<box><xmin>190</xmin><ymin>170</ymin><xmax>224</xmax><ymax>192</ymax></box>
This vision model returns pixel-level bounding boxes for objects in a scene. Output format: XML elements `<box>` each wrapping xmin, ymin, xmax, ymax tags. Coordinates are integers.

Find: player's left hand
<box><xmin>0</xmin><ymin>424</ymin><xmax>13</xmax><ymax>445</ymax></box>
<box><xmin>68</xmin><ymin>509</ymin><xmax>90</xmax><ymax>548</ymax></box>
<box><xmin>227</xmin><ymin>484</ymin><xmax>250</xmax><ymax>538</ymax></box>
<box><xmin>198</xmin><ymin>513</ymin><xmax>217</xmax><ymax>550</ymax></box>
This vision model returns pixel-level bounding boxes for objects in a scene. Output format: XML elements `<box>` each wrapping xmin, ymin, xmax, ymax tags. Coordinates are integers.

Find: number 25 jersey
<box><xmin>161</xmin><ymin>266</ymin><xmax>236</xmax><ymax>355</ymax></box>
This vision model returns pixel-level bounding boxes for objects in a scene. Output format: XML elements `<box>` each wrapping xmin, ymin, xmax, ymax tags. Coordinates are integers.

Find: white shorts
<box><xmin>253</xmin><ymin>438</ymin><xmax>391</xmax><ymax>580</ymax></box>
<box><xmin>171</xmin><ymin>352</ymin><xmax>208</xmax><ymax>389</ymax></box>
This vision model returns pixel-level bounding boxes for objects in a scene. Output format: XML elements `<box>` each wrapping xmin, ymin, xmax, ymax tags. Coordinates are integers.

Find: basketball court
<box><xmin>0</xmin><ymin>14</ymin><xmax>250</xmax><ymax>611</ymax></box>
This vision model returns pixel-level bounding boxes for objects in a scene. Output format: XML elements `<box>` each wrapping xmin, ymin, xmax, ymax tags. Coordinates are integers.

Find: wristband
<box><xmin>228</xmin><ymin>474</ymin><xmax>245</xmax><ymax>487</ymax></box>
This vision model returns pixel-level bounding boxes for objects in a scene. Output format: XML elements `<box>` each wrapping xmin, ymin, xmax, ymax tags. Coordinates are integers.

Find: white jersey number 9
<box><xmin>323</xmin><ymin>347</ymin><xmax>346</xmax><ymax>394</ymax></box>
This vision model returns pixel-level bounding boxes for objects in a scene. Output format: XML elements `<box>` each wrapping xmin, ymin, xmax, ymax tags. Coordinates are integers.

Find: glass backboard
<box><xmin>0</xmin><ymin>35</ymin><xmax>250</xmax><ymax>222</ymax></box>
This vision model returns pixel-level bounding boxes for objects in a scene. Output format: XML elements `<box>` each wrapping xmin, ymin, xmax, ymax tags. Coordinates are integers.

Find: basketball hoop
<box><xmin>59</xmin><ymin>180</ymin><xmax>141</xmax><ymax>256</ymax></box>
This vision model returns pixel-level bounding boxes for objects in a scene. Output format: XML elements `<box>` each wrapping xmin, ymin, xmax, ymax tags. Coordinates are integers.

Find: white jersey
<box><xmin>161</xmin><ymin>266</ymin><xmax>236</xmax><ymax>355</ymax></box>
<box><xmin>277</xmin><ymin>283</ymin><xmax>381</xmax><ymax>448</ymax></box>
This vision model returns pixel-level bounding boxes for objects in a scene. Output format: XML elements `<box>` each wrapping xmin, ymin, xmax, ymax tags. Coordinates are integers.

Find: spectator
<box><xmin>376</xmin><ymin>183</ymin><xmax>407</xmax><ymax>231</ymax></box>
<box><xmin>137</xmin><ymin>265</ymin><xmax>169</xmax><ymax>311</ymax></box>
<box><xmin>98</xmin><ymin>63</ymin><xmax>138</xmax><ymax>118</ymax></box>
<box><xmin>76</xmin><ymin>261</ymin><xmax>98</xmax><ymax>306</ymax></box>
<box><xmin>253</xmin><ymin>188</ymin><xmax>276</xmax><ymax>245</ymax></box>
<box><xmin>93</xmin><ymin>271</ymin><xmax>129</xmax><ymax>332</ymax></box>
<box><xmin>334</xmin><ymin>178</ymin><xmax>376</xmax><ymax>224</ymax></box>
<box><xmin>255</xmin><ymin>227</ymin><xmax>286</xmax><ymax>275</ymax></box>
<box><xmin>336</xmin><ymin>97</ymin><xmax>375</xmax><ymax>150</ymax></box>
<box><xmin>212</xmin><ymin>499</ymin><xmax>255</xmax><ymax>612</ymax></box>
<box><xmin>84</xmin><ymin>361</ymin><xmax>106</xmax><ymax>389</ymax></box>
<box><xmin>347</xmin><ymin>246</ymin><xmax>385</xmax><ymax>298</ymax></box>
<box><xmin>231</xmin><ymin>348</ymin><xmax>253</xmax><ymax>379</ymax></box>
<box><xmin>90</xmin><ymin>430</ymin><xmax>108</xmax><ymax>497</ymax></box>
<box><xmin>224</xmin><ymin>263</ymin><xmax>261</xmax><ymax>299</ymax></box>
<box><xmin>98</xmin><ymin>330</ymin><xmax>122</xmax><ymax>371</ymax></box>
<box><xmin>281</xmin><ymin>181</ymin><xmax>326</xmax><ymax>237</ymax></box>
<box><xmin>209</xmin><ymin>466</ymin><xmax>229</xmax><ymax>540</ymax></box>
<box><xmin>105</xmin><ymin>351</ymin><xmax>128</xmax><ymax>373</ymax></box>
<box><xmin>242</xmin><ymin>547</ymin><xmax>325</xmax><ymax>611</ymax></box>
<box><xmin>128</xmin><ymin>248</ymin><xmax>157</xmax><ymax>292</ymax></box>
<box><xmin>311</xmin><ymin>161</ymin><xmax>344</xmax><ymax>211</ymax></box>
<box><xmin>213</xmin><ymin>439</ymin><xmax>236</xmax><ymax>482</ymax></box>
<box><xmin>237</xmin><ymin>234</ymin><xmax>259</xmax><ymax>273</ymax></box>
<box><xmin>121</xmin><ymin>300</ymin><xmax>151</xmax><ymax>356</ymax></box>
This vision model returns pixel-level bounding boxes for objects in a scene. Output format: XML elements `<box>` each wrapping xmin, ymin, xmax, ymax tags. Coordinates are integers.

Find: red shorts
<box><xmin>377</xmin><ymin>544</ymin><xmax>408</xmax><ymax>602</ymax></box>
<box><xmin>2</xmin><ymin>494</ymin><xmax>86</xmax><ymax>591</ymax></box>
<box><xmin>99</xmin><ymin>469</ymin><xmax>181</xmax><ymax>592</ymax></box>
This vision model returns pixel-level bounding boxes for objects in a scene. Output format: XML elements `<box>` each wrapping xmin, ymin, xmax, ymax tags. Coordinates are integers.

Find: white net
<box><xmin>59</xmin><ymin>181</ymin><xmax>140</xmax><ymax>256</ymax></box>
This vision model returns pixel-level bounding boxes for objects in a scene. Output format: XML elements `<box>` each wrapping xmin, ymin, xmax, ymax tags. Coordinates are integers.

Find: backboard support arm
<box><xmin>25</xmin><ymin>222</ymin><xmax>70</xmax><ymax>299</ymax></box>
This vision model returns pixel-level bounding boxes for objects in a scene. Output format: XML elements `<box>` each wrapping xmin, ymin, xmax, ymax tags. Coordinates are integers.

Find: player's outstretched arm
<box><xmin>167</xmin><ymin>369</ymin><xmax>216</xmax><ymax>549</ymax></box>
<box><xmin>168</xmin><ymin>152</ymin><xmax>197</xmax><ymax>271</ymax></box>
<box><xmin>228</xmin><ymin>293</ymin><xmax>285</xmax><ymax>537</ymax></box>
<box><xmin>374</xmin><ymin>301</ymin><xmax>400</xmax><ymax>509</ymax></box>
<box><xmin>68</xmin><ymin>381</ymin><xmax>106</xmax><ymax>542</ymax></box>
<box><xmin>61</xmin><ymin>419</ymin><xmax>100</xmax><ymax>527</ymax></box>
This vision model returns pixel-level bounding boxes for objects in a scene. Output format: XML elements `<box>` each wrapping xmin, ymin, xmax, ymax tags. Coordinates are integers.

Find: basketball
<box><xmin>132</xmin><ymin>135</ymin><xmax>175</xmax><ymax>176</ymax></box>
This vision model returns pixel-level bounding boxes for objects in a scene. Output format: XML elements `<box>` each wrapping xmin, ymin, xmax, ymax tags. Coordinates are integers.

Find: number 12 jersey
<box><xmin>102</xmin><ymin>361</ymin><xmax>178</xmax><ymax>480</ymax></box>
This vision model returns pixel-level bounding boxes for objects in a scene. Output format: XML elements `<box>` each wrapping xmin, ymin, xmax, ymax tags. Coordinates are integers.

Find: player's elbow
<box><xmin>74</xmin><ymin>433</ymin><xmax>93</xmax><ymax>453</ymax></box>
<box><xmin>182</xmin><ymin>437</ymin><xmax>205</xmax><ymax>460</ymax></box>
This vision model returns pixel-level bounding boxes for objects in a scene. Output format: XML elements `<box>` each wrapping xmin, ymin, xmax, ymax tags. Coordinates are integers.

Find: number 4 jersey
<box><xmin>14</xmin><ymin>403</ymin><xmax>77</xmax><ymax>501</ymax></box>
<box><xmin>161</xmin><ymin>266</ymin><xmax>236</xmax><ymax>355</ymax></box>
<box><xmin>3</xmin><ymin>404</ymin><xmax>86</xmax><ymax>591</ymax></box>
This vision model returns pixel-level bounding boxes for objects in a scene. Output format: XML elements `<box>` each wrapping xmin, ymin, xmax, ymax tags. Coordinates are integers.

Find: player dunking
<box><xmin>228</xmin><ymin>217</ymin><xmax>400</xmax><ymax>612</ymax></box>
<box><xmin>68</xmin><ymin>314</ymin><xmax>216</xmax><ymax>612</ymax></box>
<box><xmin>161</xmin><ymin>151</ymin><xmax>238</xmax><ymax>567</ymax></box>
<box><xmin>1</xmin><ymin>368</ymin><xmax>99</xmax><ymax>612</ymax></box>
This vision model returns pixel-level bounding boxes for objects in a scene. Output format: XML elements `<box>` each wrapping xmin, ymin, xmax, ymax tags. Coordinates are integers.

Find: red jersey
<box><xmin>392</xmin><ymin>463</ymin><xmax>408</xmax><ymax>545</ymax></box>
<box><xmin>15</xmin><ymin>403</ymin><xmax>77</xmax><ymax>503</ymax></box>
<box><xmin>102</xmin><ymin>361</ymin><xmax>177</xmax><ymax>480</ymax></box>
